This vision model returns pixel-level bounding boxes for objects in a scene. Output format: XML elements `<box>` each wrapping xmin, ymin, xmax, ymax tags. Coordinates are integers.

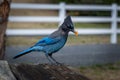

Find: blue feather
<box><xmin>13</xmin><ymin>46</ymin><xmax>43</xmax><ymax>59</ymax></box>
<box><xmin>34</xmin><ymin>37</ymin><xmax>61</xmax><ymax>46</ymax></box>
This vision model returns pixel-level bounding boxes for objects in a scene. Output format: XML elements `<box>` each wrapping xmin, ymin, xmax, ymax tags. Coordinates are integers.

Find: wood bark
<box><xmin>10</xmin><ymin>64</ymin><xmax>90</xmax><ymax>80</ymax></box>
<box><xmin>0</xmin><ymin>0</ymin><xmax>11</xmax><ymax>59</ymax></box>
<box><xmin>0</xmin><ymin>60</ymin><xmax>91</xmax><ymax>80</ymax></box>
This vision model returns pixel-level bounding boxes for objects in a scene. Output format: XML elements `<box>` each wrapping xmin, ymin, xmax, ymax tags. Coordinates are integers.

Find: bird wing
<box><xmin>33</xmin><ymin>37</ymin><xmax>61</xmax><ymax>46</ymax></box>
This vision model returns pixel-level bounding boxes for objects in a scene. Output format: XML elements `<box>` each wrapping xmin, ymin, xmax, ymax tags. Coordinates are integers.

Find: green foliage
<box><xmin>52</xmin><ymin>0</ymin><xmax>79</xmax><ymax>4</ymax></box>
<box><xmin>52</xmin><ymin>0</ymin><xmax>120</xmax><ymax>4</ymax></box>
<box><xmin>53</xmin><ymin>0</ymin><xmax>119</xmax><ymax>16</ymax></box>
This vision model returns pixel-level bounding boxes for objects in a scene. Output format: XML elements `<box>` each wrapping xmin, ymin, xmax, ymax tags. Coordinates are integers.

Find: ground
<box><xmin>79</xmin><ymin>62</ymin><xmax>120</xmax><ymax>80</ymax></box>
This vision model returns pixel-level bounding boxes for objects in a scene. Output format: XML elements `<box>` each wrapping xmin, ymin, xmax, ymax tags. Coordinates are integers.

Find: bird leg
<box><xmin>49</xmin><ymin>55</ymin><xmax>62</xmax><ymax>65</ymax></box>
<box><xmin>45</xmin><ymin>54</ymin><xmax>54</xmax><ymax>64</ymax></box>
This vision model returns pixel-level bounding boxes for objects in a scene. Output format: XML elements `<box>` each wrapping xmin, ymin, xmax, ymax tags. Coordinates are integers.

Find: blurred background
<box><xmin>4</xmin><ymin>0</ymin><xmax>120</xmax><ymax>80</ymax></box>
<box><xmin>7</xmin><ymin>0</ymin><xmax>120</xmax><ymax>45</ymax></box>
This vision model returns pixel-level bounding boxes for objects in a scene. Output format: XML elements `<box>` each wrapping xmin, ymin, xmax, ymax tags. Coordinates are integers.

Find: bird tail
<box><xmin>13</xmin><ymin>48</ymin><xmax>33</xmax><ymax>59</ymax></box>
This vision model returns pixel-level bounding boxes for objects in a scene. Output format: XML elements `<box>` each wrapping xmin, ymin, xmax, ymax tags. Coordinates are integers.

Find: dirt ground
<box><xmin>79</xmin><ymin>62</ymin><xmax>120</xmax><ymax>80</ymax></box>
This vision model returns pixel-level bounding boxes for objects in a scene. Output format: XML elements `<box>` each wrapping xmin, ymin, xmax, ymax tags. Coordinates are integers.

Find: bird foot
<box><xmin>49</xmin><ymin>62</ymin><xmax>64</xmax><ymax>66</ymax></box>
<box><xmin>55</xmin><ymin>62</ymin><xmax>65</xmax><ymax>66</ymax></box>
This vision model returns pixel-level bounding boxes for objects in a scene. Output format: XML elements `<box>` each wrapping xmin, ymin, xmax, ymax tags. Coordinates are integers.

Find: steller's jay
<box><xmin>13</xmin><ymin>16</ymin><xmax>78</xmax><ymax>64</ymax></box>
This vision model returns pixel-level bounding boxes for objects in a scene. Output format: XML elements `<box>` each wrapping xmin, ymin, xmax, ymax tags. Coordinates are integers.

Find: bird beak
<box><xmin>74</xmin><ymin>30</ymin><xmax>78</xmax><ymax>36</ymax></box>
<box><xmin>71</xmin><ymin>30</ymin><xmax>78</xmax><ymax>36</ymax></box>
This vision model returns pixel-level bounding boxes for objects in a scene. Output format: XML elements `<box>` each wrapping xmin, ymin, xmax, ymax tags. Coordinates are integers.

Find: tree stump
<box><xmin>0</xmin><ymin>0</ymin><xmax>11</xmax><ymax>59</ymax></box>
<box><xmin>0</xmin><ymin>60</ymin><xmax>91</xmax><ymax>80</ymax></box>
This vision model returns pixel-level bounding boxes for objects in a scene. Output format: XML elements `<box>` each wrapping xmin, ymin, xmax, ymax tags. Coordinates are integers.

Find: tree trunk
<box><xmin>0</xmin><ymin>0</ymin><xmax>11</xmax><ymax>59</ymax></box>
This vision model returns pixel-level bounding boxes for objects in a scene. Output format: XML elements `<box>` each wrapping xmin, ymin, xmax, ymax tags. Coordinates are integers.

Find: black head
<box><xmin>60</xmin><ymin>16</ymin><xmax>74</xmax><ymax>32</ymax></box>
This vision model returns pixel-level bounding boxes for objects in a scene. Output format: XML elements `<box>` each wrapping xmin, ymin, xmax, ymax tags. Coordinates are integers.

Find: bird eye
<box><xmin>67</xmin><ymin>23</ymin><xmax>73</xmax><ymax>29</ymax></box>
<box><xmin>68</xmin><ymin>25</ymin><xmax>73</xmax><ymax>29</ymax></box>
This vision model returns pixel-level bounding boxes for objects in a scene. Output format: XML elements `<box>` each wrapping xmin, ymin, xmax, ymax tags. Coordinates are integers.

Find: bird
<box><xmin>13</xmin><ymin>16</ymin><xmax>78</xmax><ymax>65</ymax></box>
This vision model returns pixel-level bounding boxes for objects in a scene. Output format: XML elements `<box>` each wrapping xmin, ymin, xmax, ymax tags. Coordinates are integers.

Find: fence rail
<box><xmin>6</xmin><ymin>2</ymin><xmax>120</xmax><ymax>44</ymax></box>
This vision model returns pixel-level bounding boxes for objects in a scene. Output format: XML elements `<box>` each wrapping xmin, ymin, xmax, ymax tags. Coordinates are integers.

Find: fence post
<box><xmin>59</xmin><ymin>2</ymin><xmax>66</xmax><ymax>25</ymax></box>
<box><xmin>111</xmin><ymin>3</ymin><xmax>117</xmax><ymax>44</ymax></box>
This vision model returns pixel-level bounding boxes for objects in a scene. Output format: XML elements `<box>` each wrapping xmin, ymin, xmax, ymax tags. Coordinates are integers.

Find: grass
<box><xmin>7</xmin><ymin>22</ymin><xmax>120</xmax><ymax>46</ymax></box>
<box><xmin>118</xmin><ymin>35</ymin><xmax>120</xmax><ymax>43</ymax></box>
<box><xmin>8</xmin><ymin>22</ymin><xmax>110</xmax><ymax>29</ymax></box>
<box><xmin>6</xmin><ymin>35</ymin><xmax>110</xmax><ymax>46</ymax></box>
<box><xmin>7</xmin><ymin>20</ymin><xmax>112</xmax><ymax>46</ymax></box>
<box><xmin>74</xmin><ymin>23</ymin><xmax>110</xmax><ymax>28</ymax></box>
<box><xmin>79</xmin><ymin>62</ymin><xmax>120</xmax><ymax>80</ymax></box>
<box><xmin>7</xmin><ymin>22</ymin><xmax>58</xmax><ymax>29</ymax></box>
<box><xmin>10</xmin><ymin>9</ymin><xmax>58</xmax><ymax>16</ymax></box>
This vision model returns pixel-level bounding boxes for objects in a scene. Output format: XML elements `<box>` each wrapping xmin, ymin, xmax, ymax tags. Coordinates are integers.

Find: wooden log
<box><xmin>10</xmin><ymin>63</ymin><xmax>91</xmax><ymax>80</ymax></box>
<box><xmin>0</xmin><ymin>60</ymin><xmax>91</xmax><ymax>80</ymax></box>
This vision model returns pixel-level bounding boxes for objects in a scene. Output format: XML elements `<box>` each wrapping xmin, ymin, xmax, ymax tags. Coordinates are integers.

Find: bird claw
<box><xmin>49</xmin><ymin>62</ymin><xmax>64</xmax><ymax>66</ymax></box>
<box><xmin>56</xmin><ymin>62</ymin><xmax>64</xmax><ymax>66</ymax></box>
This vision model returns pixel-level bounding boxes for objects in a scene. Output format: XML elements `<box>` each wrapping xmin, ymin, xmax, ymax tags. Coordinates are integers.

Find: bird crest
<box><xmin>60</xmin><ymin>16</ymin><xmax>74</xmax><ymax>31</ymax></box>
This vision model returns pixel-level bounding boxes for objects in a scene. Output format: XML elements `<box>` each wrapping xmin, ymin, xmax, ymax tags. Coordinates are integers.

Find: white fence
<box><xmin>6</xmin><ymin>2</ymin><xmax>120</xmax><ymax>44</ymax></box>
